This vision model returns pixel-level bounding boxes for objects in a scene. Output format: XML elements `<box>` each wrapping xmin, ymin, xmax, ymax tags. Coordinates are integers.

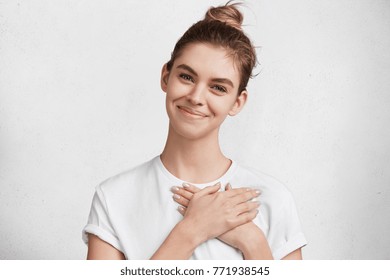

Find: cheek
<box><xmin>167</xmin><ymin>80</ymin><xmax>191</xmax><ymax>100</ymax></box>
<box><xmin>165</xmin><ymin>82</ymin><xmax>187</xmax><ymax>115</ymax></box>
<box><xmin>208</xmin><ymin>96</ymin><xmax>236</xmax><ymax>117</ymax></box>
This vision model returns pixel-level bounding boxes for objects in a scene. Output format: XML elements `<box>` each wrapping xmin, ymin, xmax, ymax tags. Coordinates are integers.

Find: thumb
<box><xmin>225</xmin><ymin>182</ymin><xmax>232</xmax><ymax>191</ymax></box>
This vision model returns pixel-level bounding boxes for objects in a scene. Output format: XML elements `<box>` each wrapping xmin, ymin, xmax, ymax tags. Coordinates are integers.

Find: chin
<box><xmin>175</xmin><ymin>126</ymin><xmax>207</xmax><ymax>140</ymax></box>
<box><xmin>170</xmin><ymin>121</ymin><xmax>218</xmax><ymax>141</ymax></box>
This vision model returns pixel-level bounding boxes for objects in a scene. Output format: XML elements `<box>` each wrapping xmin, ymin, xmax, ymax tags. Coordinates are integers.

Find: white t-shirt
<box><xmin>82</xmin><ymin>156</ymin><xmax>307</xmax><ymax>259</ymax></box>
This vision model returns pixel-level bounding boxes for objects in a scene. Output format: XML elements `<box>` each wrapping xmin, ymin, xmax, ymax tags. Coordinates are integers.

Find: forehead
<box><xmin>173</xmin><ymin>43</ymin><xmax>240</xmax><ymax>84</ymax></box>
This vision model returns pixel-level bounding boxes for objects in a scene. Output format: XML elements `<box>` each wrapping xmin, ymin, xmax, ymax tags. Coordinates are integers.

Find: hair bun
<box><xmin>205</xmin><ymin>2</ymin><xmax>243</xmax><ymax>31</ymax></box>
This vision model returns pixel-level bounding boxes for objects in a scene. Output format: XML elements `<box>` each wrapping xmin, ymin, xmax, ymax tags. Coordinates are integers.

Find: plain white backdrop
<box><xmin>1</xmin><ymin>0</ymin><xmax>389</xmax><ymax>259</ymax></box>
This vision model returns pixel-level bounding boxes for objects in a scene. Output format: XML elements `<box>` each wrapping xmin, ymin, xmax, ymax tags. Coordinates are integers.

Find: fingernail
<box><xmin>255</xmin><ymin>190</ymin><xmax>261</xmax><ymax>196</ymax></box>
<box><xmin>177</xmin><ymin>205</ymin><xmax>185</xmax><ymax>212</ymax></box>
<box><xmin>182</xmin><ymin>183</ymin><xmax>191</xmax><ymax>188</ymax></box>
<box><xmin>226</xmin><ymin>183</ymin><xmax>231</xmax><ymax>188</ymax></box>
<box><xmin>171</xmin><ymin>186</ymin><xmax>180</xmax><ymax>192</ymax></box>
<box><xmin>173</xmin><ymin>194</ymin><xmax>181</xmax><ymax>199</ymax></box>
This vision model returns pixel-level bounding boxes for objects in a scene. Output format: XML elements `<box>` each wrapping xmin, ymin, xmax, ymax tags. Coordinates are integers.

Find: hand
<box><xmin>171</xmin><ymin>182</ymin><xmax>263</xmax><ymax>250</ymax></box>
<box><xmin>176</xmin><ymin>182</ymin><xmax>261</xmax><ymax>244</ymax></box>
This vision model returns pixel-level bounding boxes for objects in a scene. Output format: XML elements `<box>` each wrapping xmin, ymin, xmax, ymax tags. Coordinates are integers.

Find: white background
<box><xmin>0</xmin><ymin>0</ymin><xmax>389</xmax><ymax>259</ymax></box>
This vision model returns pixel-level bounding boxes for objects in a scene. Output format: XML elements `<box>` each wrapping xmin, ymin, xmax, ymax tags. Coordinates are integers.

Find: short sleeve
<box><xmin>271</xmin><ymin>190</ymin><xmax>307</xmax><ymax>259</ymax></box>
<box><xmin>82</xmin><ymin>185</ymin><xmax>124</xmax><ymax>253</ymax></box>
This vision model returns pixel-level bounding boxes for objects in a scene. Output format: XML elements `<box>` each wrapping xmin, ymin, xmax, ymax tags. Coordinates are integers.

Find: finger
<box><xmin>233</xmin><ymin>209</ymin><xmax>259</xmax><ymax>225</ymax></box>
<box><xmin>225</xmin><ymin>182</ymin><xmax>232</xmax><ymax>191</ymax></box>
<box><xmin>195</xmin><ymin>182</ymin><xmax>221</xmax><ymax>197</ymax></box>
<box><xmin>171</xmin><ymin>186</ymin><xmax>194</xmax><ymax>200</ymax></box>
<box><xmin>177</xmin><ymin>205</ymin><xmax>186</xmax><ymax>216</ymax></box>
<box><xmin>228</xmin><ymin>189</ymin><xmax>261</xmax><ymax>205</ymax></box>
<box><xmin>223</xmin><ymin>187</ymin><xmax>255</xmax><ymax>198</ymax></box>
<box><xmin>182</xmin><ymin>183</ymin><xmax>201</xmax><ymax>194</ymax></box>
<box><xmin>234</xmin><ymin>201</ymin><xmax>260</xmax><ymax>215</ymax></box>
<box><xmin>172</xmin><ymin>193</ymin><xmax>190</xmax><ymax>207</ymax></box>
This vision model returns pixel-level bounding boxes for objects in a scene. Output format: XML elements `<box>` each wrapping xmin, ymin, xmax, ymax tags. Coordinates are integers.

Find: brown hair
<box><xmin>166</xmin><ymin>2</ymin><xmax>257</xmax><ymax>94</ymax></box>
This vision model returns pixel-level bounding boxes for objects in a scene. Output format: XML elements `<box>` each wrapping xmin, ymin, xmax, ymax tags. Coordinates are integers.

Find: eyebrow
<box><xmin>176</xmin><ymin>64</ymin><xmax>235</xmax><ymax>88</ymax></box>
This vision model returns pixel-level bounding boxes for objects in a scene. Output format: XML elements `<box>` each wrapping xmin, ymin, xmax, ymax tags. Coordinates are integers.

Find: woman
<box><xmin>82</xmin><ymin>2</ymin><xmax>307</xmax><ymax>260</ymax></box>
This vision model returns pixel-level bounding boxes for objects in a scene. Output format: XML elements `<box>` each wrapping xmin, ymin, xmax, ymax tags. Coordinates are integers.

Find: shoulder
<box><xmin>233</xmin><ymin>163</ymin><xmax>306</xmax><ymax>259</ymax></box>
<box><xmin>96</xmin><ymin>156</ymin><xmax>158</xmax><ymax>195</ymax></box>
<box><xmin>234</xmin><ymin>163</ymin><xmax>294</xmax><ymax>203</ymax></box>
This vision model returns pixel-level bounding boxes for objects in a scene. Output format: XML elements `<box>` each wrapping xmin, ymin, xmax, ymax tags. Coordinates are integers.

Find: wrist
<box><xmin>238</xmin><ymin>231</ymin><xmax>273</xmax><ymax>260</ymax></box>
<box><xmin>239</xmin><ymin>238</ymin><xmax>262</xmax><ymax>256</ymax></box>
<box><xmin>237</xmin><ymin>234</ymin><xmax>262</xmax><ymax>254</ymax></box>
<box><xmin>176</xmin><ymin>218</ymin><xmax>206</xmax><ymax>249</ymax></box>
<box><xmin>150</xmin><ymin>218</ymin><xmax>204</xmax><ymax>259</ymax></box>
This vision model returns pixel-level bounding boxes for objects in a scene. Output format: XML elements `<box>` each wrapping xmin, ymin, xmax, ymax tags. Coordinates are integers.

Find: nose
<box><xmin>186</xmin><ymin>84</ymin><xmax>206</xmax><ymax>106</ymax></box>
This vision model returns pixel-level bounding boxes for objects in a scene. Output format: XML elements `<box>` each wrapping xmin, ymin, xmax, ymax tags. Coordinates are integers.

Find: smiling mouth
<box><xmin>177</xmin><ymin>106</ymin><xmax>208</xmax><ymax>118</ymax></box>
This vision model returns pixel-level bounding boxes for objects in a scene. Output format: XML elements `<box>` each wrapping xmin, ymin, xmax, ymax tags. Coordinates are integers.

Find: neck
<box><xmin>160</xmin><ymin>123</ymin><xmax>231</xmax><ymax>184</ymax></box>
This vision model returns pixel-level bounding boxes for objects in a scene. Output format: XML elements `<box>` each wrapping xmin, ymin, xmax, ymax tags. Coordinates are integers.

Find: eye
<box><xmin>211</xmin><ymin>85</ymin><xmax>227</xmax><ymax>94</ymax></box>
<box><xmin>179</xmin><ymin>73</ymin><xmax>194</xmax><ymax>83</ymax></box>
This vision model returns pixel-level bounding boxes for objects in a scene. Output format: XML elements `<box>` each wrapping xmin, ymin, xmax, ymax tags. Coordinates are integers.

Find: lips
<box><xmin>177</xmin><ymin>106</ymin><xmax>208</xmax><ymax>117</ymax></box>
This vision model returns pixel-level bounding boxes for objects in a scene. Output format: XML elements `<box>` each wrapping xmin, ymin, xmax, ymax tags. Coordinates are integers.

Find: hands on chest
<box><xmin>170</xmin><ymin>182</ymin><xmax>271</xmax><ymax>258</ymax></box>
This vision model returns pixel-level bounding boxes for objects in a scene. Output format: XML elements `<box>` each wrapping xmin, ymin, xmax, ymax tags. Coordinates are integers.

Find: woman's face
<box><xmin>161</xmin><ymin>43</ymin><xmax>247</xmax><ymax>140</ymax></box>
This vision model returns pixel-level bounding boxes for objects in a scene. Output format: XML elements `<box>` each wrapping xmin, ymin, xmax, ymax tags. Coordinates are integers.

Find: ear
<box><xmin>160</xmin><ymin>63</ymin><xmax>170</xmax><ymax>93</ymax></box>
<box><xmin>228</xmin><ymin>90</ymin><xmax>248</xmax><ymax>116</ymax></box>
